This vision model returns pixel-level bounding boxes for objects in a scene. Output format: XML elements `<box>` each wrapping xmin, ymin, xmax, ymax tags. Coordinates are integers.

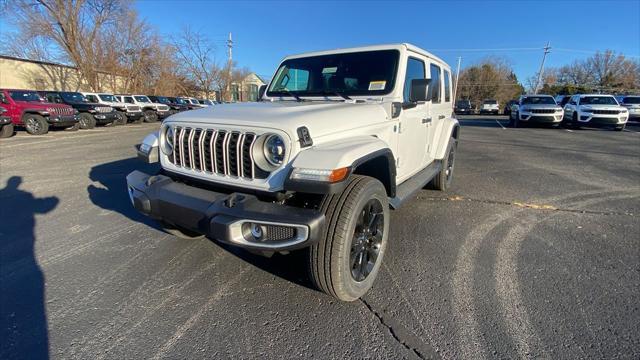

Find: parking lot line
<box><xmin>495</xmin><ymin>119</ymin><xmax>506</xmax><ymax>130</ymax></box>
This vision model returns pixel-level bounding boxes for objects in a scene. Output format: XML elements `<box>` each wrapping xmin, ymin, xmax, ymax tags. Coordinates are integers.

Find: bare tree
<box><xmin>457</xmin><ymin>57</ymin><xmax>524</xmax><ymax>107</ymax></box>
<box><xmin>171</xmin><ymin>26</ymin><xmax>219</xmax><ymax>98</ymax></box>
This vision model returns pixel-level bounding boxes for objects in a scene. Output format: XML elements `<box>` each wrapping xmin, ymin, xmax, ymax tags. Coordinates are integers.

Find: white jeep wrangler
<box><xmin>115</xmin><ymin>94</ymin><xmax>171</xmax><ymax>122</ymax></box>
<box><xmin>82</xmin><ymin>92</ymin><xmax>144</xmax><ymax>124</ymax></box>
<box><xmin>127</xmin><ymin>43</ymin><xmax>460</xmax><ymax>301</ymax></box>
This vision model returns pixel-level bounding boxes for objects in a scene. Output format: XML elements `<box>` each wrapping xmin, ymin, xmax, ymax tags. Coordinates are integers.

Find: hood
<box><xmin>165</xmin><ymin>101</ymin><xmax>388</xmax><ymax>139</ymax></box>
<box><xmin>15</xmin><ymin>100</ymin><xmax>70</xmax><ymax>109</ymax></box>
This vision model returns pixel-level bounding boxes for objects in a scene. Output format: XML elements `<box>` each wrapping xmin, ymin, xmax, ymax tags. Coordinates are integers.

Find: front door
<box><xmin>396</xmin><ymin>56</ymin><xmax>429</xmax><ymax>182</ymax></box>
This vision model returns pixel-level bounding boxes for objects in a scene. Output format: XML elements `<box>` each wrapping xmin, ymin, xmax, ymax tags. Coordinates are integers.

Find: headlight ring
<box><xmin>252</xmin><ymin>133</ymin><xmax>286</xmax><ymax>171</ymax></box>
<box><xmin>160</xmin><ymin>125</ymin><xmax>174</xmax><ymax>155</ymax></box>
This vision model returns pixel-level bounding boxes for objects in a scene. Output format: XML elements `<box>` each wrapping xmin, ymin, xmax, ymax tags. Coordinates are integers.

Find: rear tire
<box><xmin>429</xmin><ymin>137</ymin><xmax>457</xmax><ymax>191</ymax></box>
<box><xmin>307</xmin><ymin>175</ymin><xmax>389</xmax><ymax>302</ymax></box>
<box><xmin>0</xmin><ymin>123</ymin><xmax>14</xmax><ymax>138</ymax></box>
<box><xmin>23</xmin><ymin>114</ymin><xmax>49</xmax><ymax>135</ymax></box>
<box><xmin>78</xmin><ymin>113</ymin><xmax>96</xmax><ymax>129</ymax></box>
<box><xmin>143</xmin><ymin>110</ymin><xmax>158</xmax><ymax>123</ymax></box>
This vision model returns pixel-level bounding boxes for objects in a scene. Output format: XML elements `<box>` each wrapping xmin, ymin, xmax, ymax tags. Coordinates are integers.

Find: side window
<box><xmin>46</xmin><ymin>94</ymin><xmax>57</xmax><ymax>103</ymax></box>
<box><xmin>403</xmin><ymin>57</ymin><xmax>426</xmax><ymax>103</ymax></box>
<box><xmin>430</xmin><ymin>64</ymin><xmax>441</xmax><ymax>103</ymax></box>
<box><xmin>86</xmin><ymin>95</ymin><xmax>98</xmax><ymax>102</ymax></box>
<box><xmin>443</xmin><ymin>69</ymin><xmax>451</xmax><ymax>102</ymax></box>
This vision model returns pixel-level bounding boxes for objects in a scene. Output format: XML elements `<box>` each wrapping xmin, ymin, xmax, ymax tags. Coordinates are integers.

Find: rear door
<box><xmin>425</xmin><ymin>62</ymin><xmax>449</xmax><ymax>164</ymax></box>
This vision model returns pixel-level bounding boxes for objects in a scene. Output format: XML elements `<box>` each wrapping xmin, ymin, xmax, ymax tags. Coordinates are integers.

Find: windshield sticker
<box><xmin>322</xmin><ymin>67</ymin><xmax>338</xmax><ymax>74</ymax></box>
<box><xmin>368</xmin><ymin>81</ymin><xmax>386</xmax><ymax>91</ymax></box>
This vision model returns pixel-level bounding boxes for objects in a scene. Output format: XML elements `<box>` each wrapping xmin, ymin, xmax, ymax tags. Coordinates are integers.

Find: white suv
<box><xmin>127</xmin><ymin>43</ymin><xmax>460</xmax><ymax>301</ymax></box>
<box><xmin>82</xmin><ymin>92</ymin><xmax>143</xmax><ymax>124</ymax></box>
<box><xmin>563</xmin><ymin>94</ymin><xmax>629</xmax><ymax>131</ymax></box>
<box><xmin>509</xmin><ymin>95</ymin><xmax>564</xmax><ymax>127</ymax></box>
<box><xmin>115</xmin><ymin>94</ymin><xmax>171</xmax><ymax>122</ymax></box>
<box><xmin>479</xmin><ymin>99</ymin><xmax>499</xmax><ymax>115</ymax></box>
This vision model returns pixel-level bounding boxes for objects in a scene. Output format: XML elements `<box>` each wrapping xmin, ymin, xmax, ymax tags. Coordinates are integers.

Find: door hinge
<box><xmin>397</xmin><ymin>122</ymin><xmax>402</xmax><ymax>133</ymax></box>
<box><xmin>396</xmin><ymin>157</ymin><xmax>401</xmax><ymax>168</ymax></box>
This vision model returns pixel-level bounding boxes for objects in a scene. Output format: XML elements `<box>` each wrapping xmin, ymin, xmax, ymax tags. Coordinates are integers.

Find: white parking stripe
<box><xmin>495</xmin><ymin>119</ymin><xmax>506</xmax><ymax>130</ymax></box>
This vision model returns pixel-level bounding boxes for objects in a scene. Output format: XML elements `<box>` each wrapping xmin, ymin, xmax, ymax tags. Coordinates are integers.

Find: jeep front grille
<box><xmin>159</xmin><ymin>105</ymin><xmax>170</xmax><ymax>111</ymax></box>
<box><xmin>170</xmin><ymin>126</ymin><xmax>268</xmax><ymax>180</ymax></box>
<box><xmin>531</xmin><ymin>109</ymin><xmax>555</xmax><ymax>114</ymax></box>
<box><xmin>96</xmin><ymin>106</ymin><xmax>113</xmax><ymax>113</ymax></box>
<box><xmin>52</xmin><ymin>107</ymin><xmax>74</xmax><ymax>115</ymax></box>
<box><xmin>128</xmin><ymin>106</ymin><xmax>140</xmax><ymax>111</ymax></box>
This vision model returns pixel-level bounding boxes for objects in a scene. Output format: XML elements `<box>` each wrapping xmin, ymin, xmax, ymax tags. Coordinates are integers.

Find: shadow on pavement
<box><xmin>1</xmin><ymin>176</ymin><xmax>58</xmax><ymax>359</ymax></box>
<box><xmin>458</xmin><ymin>117</ymin><xmax>507</xmax><ymax>128</ymax></box>
<box><xmin>87</xmin><ymin>157</ymin><xmax>161</xmax><ymax>229</ymax></box>
<box><xmin>87</xmin><ymin>157</ymin><xmax>316</xmax><ymax>291</ymax></box>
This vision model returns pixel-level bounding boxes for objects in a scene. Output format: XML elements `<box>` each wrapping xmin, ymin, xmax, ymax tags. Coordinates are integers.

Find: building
<box><xmin>0</xmin><ymin>55</ymin><xmax>125</xmax><ymax>92</ymax></box>
<box><xmin>230</xmin><ymin>73</ymin><xmax>267</xmax><ymax>102</ymax></box>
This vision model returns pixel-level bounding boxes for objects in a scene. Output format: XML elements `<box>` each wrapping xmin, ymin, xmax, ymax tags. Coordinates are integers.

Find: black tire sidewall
<box><xmin>23</xmin><ymin>114</ymin><xmax>48</xmax><ymax>135</ymax></box>
<box><xmin>144</xmin><ymin>110</ymin><xmax>158</xmax><ymax>123</ymax></box>
<box><xmin>332</xmin><ymin>178</ymin><xmax>389</xmax><ymax>300</ymax></box>
<box><xmin>79</xmin><ymin>113</ymin><xmax>96</xmax><ymax>129</ymax></box>
<box><xmin>0</xmin><ymin>123</ymin><xmax>14</xmax><ymax>138</ymax></box>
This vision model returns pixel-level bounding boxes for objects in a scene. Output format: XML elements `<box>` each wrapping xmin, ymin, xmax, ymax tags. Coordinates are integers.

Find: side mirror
<box><xmin>258</xmin><ymin>85</ymin><xmax>267</xmax><ymax>101</ymax></box>
<box><xmin>409</xmin><ymin>79</ymin><xmax>430</xmax><ymax>102</ymax></box>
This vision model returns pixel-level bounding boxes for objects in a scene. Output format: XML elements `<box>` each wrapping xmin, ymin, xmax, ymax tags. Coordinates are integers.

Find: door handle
<box><xmin>422</xmin><ymin>117</ymin><xmax>432</xmax><ymax>124</ymax></box>
<box><xmin>438</xmin><ymin>115</ymin><xmax>446</xmax><ymax>119</ymax></box>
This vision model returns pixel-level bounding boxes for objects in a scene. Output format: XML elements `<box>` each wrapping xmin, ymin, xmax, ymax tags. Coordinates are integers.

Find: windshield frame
<box><xmin>60</xmin><ymin>92</ymin><xmax>88</xmax><ymax>103</ymax></box>
<box><xmin>521</xmin><ymin>96</ymin><xmax>557</xmax><ymax>105</ymax></box>
<box><xmin>580</xmin><ymin>96</ymin><xmax>619</xmax><ymax>105</ymax></box>
<box><xmin>134</xmin><ymin>96</ymin><xmax>151</xmax><ymax>103</ymax></box>
<box><xmin>266</xmin><ymin>49</ymin><xmax>400</xmax><ymax>98</ymax></box>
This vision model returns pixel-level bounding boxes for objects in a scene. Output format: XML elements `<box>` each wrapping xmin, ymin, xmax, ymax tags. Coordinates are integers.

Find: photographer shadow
<box><xmin>1</xmin><ymin>176</ymin><xmax>58</xmax><ymax>359</ymax></box>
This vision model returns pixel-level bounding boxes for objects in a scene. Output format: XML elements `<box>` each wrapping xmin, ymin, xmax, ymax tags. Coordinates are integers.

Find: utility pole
<box><xmin>533</xmin><ymin>42</ymin><xmax>551</xmax><ymax>94</ymax></box>
<box><xmin>453</xmin><ymin>56</ymin><xmax>462</xmax><ymax>103</ymax></box>
<box><xmin>226</xmin><ymin>32</ymin><xmax>233</xmax><ymax>101</ymax></box>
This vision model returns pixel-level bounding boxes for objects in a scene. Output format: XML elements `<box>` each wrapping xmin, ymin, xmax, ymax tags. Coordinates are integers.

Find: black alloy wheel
<box><xmin>350</xmin><ymin>198</ymin><xmax>384</xmax><ymax>282</ymax></box>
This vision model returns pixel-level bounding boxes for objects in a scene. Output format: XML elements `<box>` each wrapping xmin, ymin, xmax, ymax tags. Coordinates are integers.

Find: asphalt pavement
<box><xmin>1</xmin><ymin>116</ymin><xmax>638</xmax><ymax>359</ymax></box>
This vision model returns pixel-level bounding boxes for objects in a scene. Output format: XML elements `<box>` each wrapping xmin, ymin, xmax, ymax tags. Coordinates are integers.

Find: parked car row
<box><xmin>0</xmin><ymin>88</ymin><xmax>217</xmax><ymax>138</ymax></box>
<box><xmin>508</xmin><ymin>94</ymin><xmax>635</xmax><ymax>131</ymax></box>
<box><xmin>454</xmin><ymin>99</ymin><xmax>504</xmax><ymax>115</ymax></box>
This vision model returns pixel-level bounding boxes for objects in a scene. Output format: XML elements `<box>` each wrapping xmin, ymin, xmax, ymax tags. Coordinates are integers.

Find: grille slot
<box><xmin>170</xmin><ymin>126</ymin><xmax>266</xmax><ymax>180</ymax></box>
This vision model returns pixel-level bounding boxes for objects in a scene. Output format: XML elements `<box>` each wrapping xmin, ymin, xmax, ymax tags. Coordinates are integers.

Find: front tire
<box><xmin>429</xmin><ymin>137</ymin><xmax>457</xmax><ymax>191</ymax></box>
<box><xmin>307</xmin><ymin>175</ymin><xmax>389</xmax><ymax>302</ymax></box>
<box><xmin>65</xmin><ymin>122</ymin><xmax>80</xmax><ymax>131</ymax></box>
<box><xmin>78</xmin><ymin>113</ymin><xmax>96</xmax><ymax>129</ymax></box>
<box><xmin>143</xmin><ymin>110</ymin><xmax>158</xmax><ymax>123</ymax></box>
<box><xmin>114</xmin><ymin>111</ymin><xmax>127</xmax><ymax>125</ymax></box>
<box><xmin>23</xmin><ymin>114</ymin><xmax>49</xmax><ymax>135</ymax></box>
<box><xmin>0</xmin><ymin>123</ymin><xmax>15</xmax><ymax>138</ymax></box>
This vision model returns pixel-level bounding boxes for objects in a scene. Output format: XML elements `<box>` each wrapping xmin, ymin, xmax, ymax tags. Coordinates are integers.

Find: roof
<box><xmin>283</xmin><ymin>43</ymin><xmax>448</xmax><ymax>67</ymax></box>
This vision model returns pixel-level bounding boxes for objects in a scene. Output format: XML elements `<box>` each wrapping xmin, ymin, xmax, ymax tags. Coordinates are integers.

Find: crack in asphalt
<box><xmin>360</xmin><ymin>298</ymin><xmax>438</xmax><ymax>360</ymax></box>
<box><xmin>419</xmin><ymin>195</ymin><xmax>636</xmax><ymax>217</ymax></box>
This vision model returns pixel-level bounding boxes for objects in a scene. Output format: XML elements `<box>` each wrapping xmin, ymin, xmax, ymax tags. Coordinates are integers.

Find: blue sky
<box><xmin>134</xmin><ymin>0</ymin><xmax>640</xmax><ymax>83</ymax></box>
<box><xmin>2</xmin><ymin>1</ymin><xmax>638</xmax><ymax>84</ymax></box>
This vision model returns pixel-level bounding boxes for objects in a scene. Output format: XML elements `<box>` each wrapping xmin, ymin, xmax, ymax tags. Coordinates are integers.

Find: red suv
<box><xmin>0</xmin><ymin>89</ymin><xmax>79</xmax><ymax>135</ymax></box>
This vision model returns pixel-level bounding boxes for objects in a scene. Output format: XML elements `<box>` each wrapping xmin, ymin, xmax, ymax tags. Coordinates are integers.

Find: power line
<box><xmin>430</xmin><ymin>47</ymin><xmax>542</xmax><ymax>52</ymax></box>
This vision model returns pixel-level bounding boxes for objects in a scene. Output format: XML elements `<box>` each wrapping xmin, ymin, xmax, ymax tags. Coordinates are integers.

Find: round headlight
<box><xmin>263</xmin><ymin>134</ymin><xmax>285</xmax><ymax>166</ymax></box>
<box><xmin>160</xmin><ymin>125</ymin><xmax>173</xmax><ymax>155</ymax></box>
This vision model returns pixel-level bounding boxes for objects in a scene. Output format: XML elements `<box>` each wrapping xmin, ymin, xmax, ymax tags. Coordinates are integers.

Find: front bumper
<box><xmin>157</xmin><ymin>110</ymin><xmax>171</xmax><ymax>119</ymax></box>
<box><xmin>578</xmin><ymin>113</ymin><xmax>627</xmax><ymax>126</ymax></box>
<box><xmin>519</xmin><ymin>113</ymin><xmax>563</xmax><ymax>123</ymax></box>
<box><xmin>127</xmin><ymin>111</ymin><xmax>143</xmax><ymax>119</ymax></box>
<box><xmin>48</xmin><ymin>114</ymin><xmax>78</xmax><ymax>127</ymax></box>
<box><xmin>126</xmin><ymin>171</ymin><xmax>325</xmax><ymax>251</ymax></box>
<box><xmin>93</xmin><ymin>112</ymin><xmax>118</xmax><ymax>124</ymax></box>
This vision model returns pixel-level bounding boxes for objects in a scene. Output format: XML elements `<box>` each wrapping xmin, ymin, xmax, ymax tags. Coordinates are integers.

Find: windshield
<box><xmin>267</xmin><ymin>50</ymin><xmax>400</xmax><ymax>98</ymax></box>
<box><xmin>622</xmin><ymin>96</ymin><xmax>640</xmax><ymax>104</ymax></box>
<box><xmin>8</xmin><ymin>90</ymin><xmax>42</xmax><ymax>102</ymax></box>
<box><xmin>155</xmin><ymin>96</ymin><xmax>170</xmax><ymax>104</ymax></box>
<box><xmin>134</xmin><ymin>96</ymin><xmax>150</xmax><ymax>103</ymax></box>
<box><xmin>456</xmin><ymin>100</ymin><xmax>470</xmax><ymax>107</ymax></box>
<box><xmin>190</xmin><ymin>99</ymin><xmax>199</xmax><ymax>104</ymax></box>
<box><xmin>522</xmin><ymin>96</ymin><xmax>556</xmax><ymax>105</ymax></box>
<box><xmin>99</xmin><ymin>94</ymin><xmax>117</xmax><ymax>102</ymax></box>
<box><xmin>580</xmin><ymin>96</ymin><xmax>618</xmax><ymax>105</ymax></box>
<box><xmin>61</xmin><ymin>92</ymin><xmax>87</xmax><ymax>103</ymax></box>
<box><xmin>483</xmin><ymin>100</ymin><xmax>497</xmax><ymax>104</ymax></box>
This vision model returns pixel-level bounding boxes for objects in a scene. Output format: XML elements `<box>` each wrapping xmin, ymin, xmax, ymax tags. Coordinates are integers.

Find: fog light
<box><xmin>250</xmin><ymin>223</ymin><xmax>264</xmax><ymax>239</ymax></box>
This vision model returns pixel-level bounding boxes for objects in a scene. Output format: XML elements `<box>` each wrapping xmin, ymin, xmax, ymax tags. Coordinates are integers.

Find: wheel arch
<box><xmin>433</xmin><ymin>117</ymin><xmax>460</xmax><ymax>160</ymax></box>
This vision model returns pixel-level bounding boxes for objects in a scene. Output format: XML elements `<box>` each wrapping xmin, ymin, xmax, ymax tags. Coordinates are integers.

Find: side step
<box><xmin>389</xmin><ymin>162</ymin><xmax>442</xmax><ymax>209</ymax></box>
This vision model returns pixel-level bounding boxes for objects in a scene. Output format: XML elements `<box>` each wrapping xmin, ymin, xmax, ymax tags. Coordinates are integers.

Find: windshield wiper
<box><xmin>274</xmin><ymin>88</ymin><xmax>305</xmax><ymax>102</ymax></box>
<box><xmin>320</xmin><ymin>90</ymin><xmax>351</xmax><ymax>101</ymax></box>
